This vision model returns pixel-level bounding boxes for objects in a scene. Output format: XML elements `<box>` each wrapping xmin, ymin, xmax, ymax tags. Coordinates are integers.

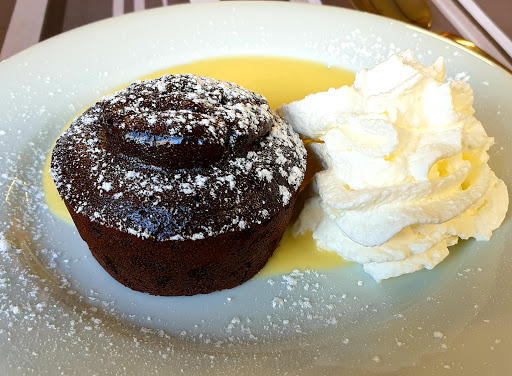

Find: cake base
<box><xmin>65</xmin><ymin>197</ymin><xmax>296</xmax><ymax>296</ymax></box>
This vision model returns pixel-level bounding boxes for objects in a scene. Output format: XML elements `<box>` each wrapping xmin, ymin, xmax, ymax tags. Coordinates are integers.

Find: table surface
<box><xmin>1</xmin><ymin>0</ymin><xmax>511</xmax><ymax>70</ymax></box>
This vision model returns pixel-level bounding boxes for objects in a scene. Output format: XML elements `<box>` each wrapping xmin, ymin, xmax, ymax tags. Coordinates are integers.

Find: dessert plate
<box><xmin>1</xmin><ymin>2</ymin><xmax>511</xmax><ymax>375</ymax></box>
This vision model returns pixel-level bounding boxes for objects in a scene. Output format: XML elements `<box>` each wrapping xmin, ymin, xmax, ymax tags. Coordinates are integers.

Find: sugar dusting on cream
<box><xmin>281</xmin><ymin>50</ymin><xmax>508</xmax><ymax>282</ymax></box>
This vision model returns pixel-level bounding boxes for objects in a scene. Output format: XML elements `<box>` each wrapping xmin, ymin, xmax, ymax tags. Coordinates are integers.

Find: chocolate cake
<box><xmin>51</xmin><ymin>74</ymin><xmax>307</xmax><ymax>296</ymax></box>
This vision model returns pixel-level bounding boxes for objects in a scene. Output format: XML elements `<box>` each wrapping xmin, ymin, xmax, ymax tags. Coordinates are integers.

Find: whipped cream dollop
<box><xmin>278</xmin><ymin>50</ymin><xmax>509</xmax><ymax>282</ymax></box>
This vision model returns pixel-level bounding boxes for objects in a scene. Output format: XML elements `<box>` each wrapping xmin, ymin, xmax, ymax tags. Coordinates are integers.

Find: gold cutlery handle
<box><xmin>393</xmin><ymin>0</ymin><xmax>432</xmax><ymax>29</ymax></box>
<box><xmin>351</xmin><ymin>0</ymin><xmax>431</xmax><ymax>28</ymax></box>
<box><xmin>351</xmin><ymin>0</ymin><xmax>511</xmax><ymax>73</ymax></box>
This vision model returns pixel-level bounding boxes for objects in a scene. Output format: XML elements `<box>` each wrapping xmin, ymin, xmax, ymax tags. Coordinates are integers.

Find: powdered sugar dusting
<box><xmin>1</xmin><ymin>4</ymin><xmax>511</xmax><ymax>372</ymax></box>
<box><xmin>51</xmin><ymin>74</ymin><xmax>307</xmax><ymax>241</ymax></box>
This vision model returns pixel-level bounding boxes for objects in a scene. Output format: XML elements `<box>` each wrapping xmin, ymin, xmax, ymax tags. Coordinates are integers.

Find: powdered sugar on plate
<box><xmin>1</xmin><ymin>2</ymin><xmax>511</xmax><ymax>374</ymax></box>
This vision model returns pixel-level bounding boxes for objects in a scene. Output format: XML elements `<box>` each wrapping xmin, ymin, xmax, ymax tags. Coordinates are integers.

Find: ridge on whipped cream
<box><xmin>278</xmin><ymin>50</ymin><xmax>509</xmax><ymax>282</ymax></box>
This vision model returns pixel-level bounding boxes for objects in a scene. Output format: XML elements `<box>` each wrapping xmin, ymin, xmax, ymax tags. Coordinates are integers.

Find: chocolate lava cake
<box><xmin>51</xmin><ymin>74</ymin><xmax>307</xmax><ymax>296</ymax></box>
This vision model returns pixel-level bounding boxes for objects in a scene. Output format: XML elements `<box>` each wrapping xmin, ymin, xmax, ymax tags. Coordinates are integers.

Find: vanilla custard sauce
<box><xmin>43</xmin><ymin>56</ymin><xmax>355</xmax><ymax>276</ymax></box>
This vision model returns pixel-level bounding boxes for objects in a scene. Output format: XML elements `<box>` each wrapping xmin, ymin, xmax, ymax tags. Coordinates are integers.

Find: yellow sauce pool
<box><xmin>43</xmin><ymin>56</ymin><xmax>355</xmax><ymax>276</ymax></box>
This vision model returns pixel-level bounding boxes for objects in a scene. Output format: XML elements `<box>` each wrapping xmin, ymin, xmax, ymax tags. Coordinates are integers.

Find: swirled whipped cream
<box><xmin>278</xmin><ymin>50</ymin><xmax>508</xmax><ymax>282</ymax></box>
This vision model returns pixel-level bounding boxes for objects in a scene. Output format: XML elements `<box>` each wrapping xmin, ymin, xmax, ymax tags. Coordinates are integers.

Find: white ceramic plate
<box><xmin>1</xmin><ymin>3</ymin><xmax>511</xmax><ymax>375</ymax></box>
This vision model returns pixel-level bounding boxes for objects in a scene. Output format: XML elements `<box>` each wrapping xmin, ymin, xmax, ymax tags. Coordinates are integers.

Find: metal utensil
<box><xmin>350</xmin><ymin>0</ymin><xmax>432</xmax><ymax>28</ymax></box>
<box><xmin>350</xmin><ymin>0</ymin><xmax>511</xmax><ymax>72</ymax></box>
